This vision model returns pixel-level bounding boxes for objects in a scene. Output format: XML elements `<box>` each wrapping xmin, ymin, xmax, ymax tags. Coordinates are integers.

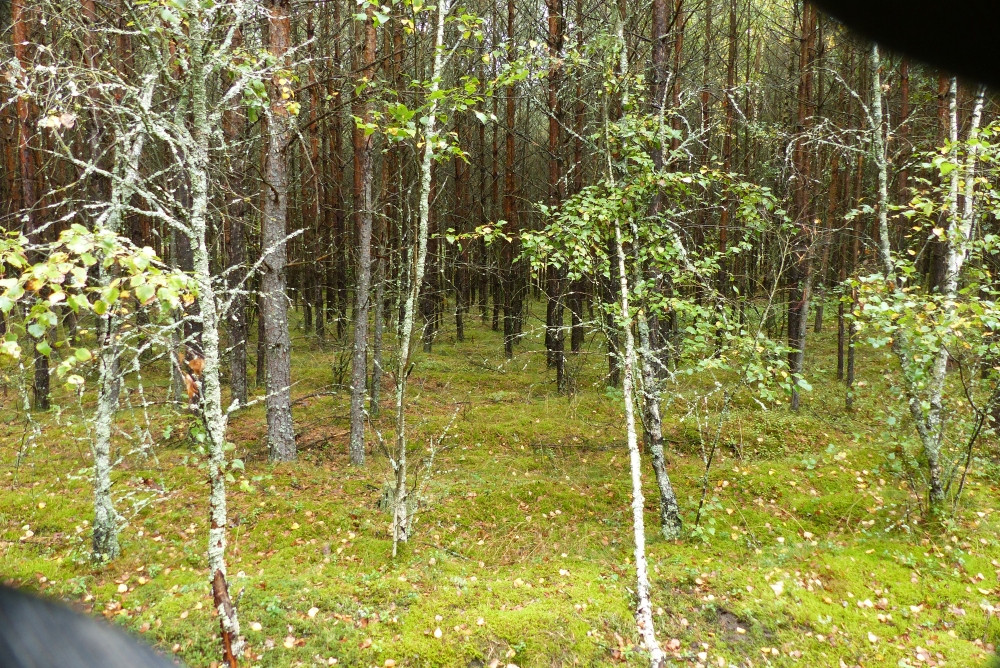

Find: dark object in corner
<box><xmin>810</xmin><ymin>0</ymin><xmax>1000</xmax><ymax>89</ymax></box>
<box><xmin>0</xmin><ymin>585</ymin><xmax>179</xmax><ymax>667</ymax></box>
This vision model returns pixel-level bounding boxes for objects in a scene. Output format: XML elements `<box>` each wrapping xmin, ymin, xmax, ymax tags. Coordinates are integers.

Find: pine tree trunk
<box><xmin>349</xmin><ymin>4</ymin><xmax>377</xmax><ymax>466</ymax></box>
<box><xmin>502</xmin><ymin>0</ymin><xmax>519</xmax><ymax>361</ymax></box>
<box><xmin>12</xmin><ymin>0</ymin><xmax>49</xmax><ymax>411</ymax></box>
<box><xmin>223</xmin><ymin>42</ymin><xmax>249</xmax><ymax>409</ymax></box>
<box><xmin>262</xmin><ymin>0</ymin><xmax>297</xmax><ymax>462</ymax></box>
<box><xmin>787</xmin><ymin>2</ymin><xmax>816</xmax><ymax>412</ymax></box>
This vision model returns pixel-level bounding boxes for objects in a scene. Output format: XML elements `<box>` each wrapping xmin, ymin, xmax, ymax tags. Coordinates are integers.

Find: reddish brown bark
<box><xmin>787</xmin><ymin>1</ymin><xmax>817</xmax><ymax>411</ymax></box>
<box><xmin>544</xmin><ymin>0</ymin><xmax>565</xmax><ymax>386</ymax></box>
<box><xmin>502</xmin><ymin>0</ymin><xmax>520</xmax><ymax>359</ymax></box>
<box><xmin>12</xmin><ymin>0</ymin><xmax>49</xmax><ymax>410</ymax></box>
<box><xmin>668</xmin><ymin>0</ymin><xmax>684</xmax><ymax>152</ymax></box>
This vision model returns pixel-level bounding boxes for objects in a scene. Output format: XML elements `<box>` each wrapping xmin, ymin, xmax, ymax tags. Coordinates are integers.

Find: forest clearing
<box><xmin>2</xmin><ymin>0</ymin><xmax>1000</xmax><ymax>666</ymax></box>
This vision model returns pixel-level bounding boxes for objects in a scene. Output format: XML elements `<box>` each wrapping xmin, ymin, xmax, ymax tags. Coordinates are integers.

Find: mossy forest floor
<box><xmin>2</xmin><ymin>302</ymin><xmax>1000</xmax><ymax>667</ymax></box>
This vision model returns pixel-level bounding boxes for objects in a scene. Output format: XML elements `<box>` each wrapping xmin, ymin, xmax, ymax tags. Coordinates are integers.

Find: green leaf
<box><xmin>135</xmin><ymin>284</ymin><xmax>156</xmax><ymax>305</ymax></box>
<box><xmin>68</xmin><ymin>294</ymin><xmax>90</xmax><ymax>313</ymax></box>
<box><xmin>74</xmin><ymin>348</ymin><xmax>93</xmax><ymax>362</ymax></box>
<box><xmin>27</xmin><ymin>323</ymin><xmax>46</xmax><ymax>339</ymax></box>
<box><xmin>35</xmin><ymin>340</ymin><xmax>52</xmax><ymax>356</ymax></box>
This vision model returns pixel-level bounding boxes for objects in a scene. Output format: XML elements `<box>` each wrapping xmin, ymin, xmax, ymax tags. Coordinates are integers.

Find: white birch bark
<box><xmin>871</xmin><ymin>45</ymin><xmax>986</xmax><ymax>512</ymax></box>
<box><xmin>614</xmin><ymin>220</ymin><xmax>666</xmax><ymax>668</ymax></box>
<box><xmin>607</xmin><ymin>12</ymin><xmax>664</xmax><ymax>663</ymax></box>
<box><xmin>91</xmin><ymin>338</ymin><xmax>120</xmax><ymax>560</ymax></box>
<box><xmin>188</xmin><ymin>12</ymin><xmax>243</xmax><ymax>659</ymax></box>
<box><xmin>636</xmin><ymin>315</ymin><xmax>682</xmax><ymax>540</ymax></box>
<box><xmin>392</xmin><ymin>0</ymin><xmax>448</xmax><ymax>555</ymax></box>
<box><xmin>90</xmin><ymin>76</ymin><xmax>156</xmax><ymax>561</ymax></box>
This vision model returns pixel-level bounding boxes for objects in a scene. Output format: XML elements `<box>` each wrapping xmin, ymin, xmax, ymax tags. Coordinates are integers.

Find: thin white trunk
<box><xmin>614</xmin><ymin>221</ymin><xmax>665</xmax><ymax>668</ymax></box>
<box><xmin>925</xmin><ymin>82</ymin><xmax>985</xmax><ymax>504</ymax></box>
<box><xmin>870</xmin><ymin>47</ymin><xmax>892</xmax><ymax>279</ymax></box>
<box><xmin>90</xmin><ymin>76</ymin><xmax>155</xmax><ymax>561</ymax></box>
<box><xmin>189</xmin><ymin>13</ymin><xmax>243</xmax><ymax>660</ymax></box>
<box><xmin>91</xmin><ymin>336</ymin><xmax>120</xmax><ymax>560</ymax></box>
<box><xmin>636</xmin><ymin>315</ymin><xmax>681</xmax><ymax>540</ymax></box>
<box><xmin>392</xmin><ymin>0</ymin><xmax>448</xmax><ymax>555</ymax></box>
<box><xmin>871</xmin><ymin>45</ymin><xmax>986</xmax><ymax>512</ymax></box>
<box><xmin>371</xmin><ymin>269</ymin><xmax>385</xmax><ymax>417</ymax></box>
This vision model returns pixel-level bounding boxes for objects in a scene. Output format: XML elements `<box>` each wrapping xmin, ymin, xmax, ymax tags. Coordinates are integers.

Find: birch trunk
<box><xmin>188</xmin><ymin>13</ymin><xmax>243</xmax><ymax>662</ymax></box>
<box><xmin>392</xmin><ymin>0</ymin><xmax>448</xmax><ymax>555</ymax></box>
<box><xmin>371</xmin><ymin>268</ymin><xmax>385</xmax><ymax>419</ymax></box>
<box><xmin>640</xmin><ymin>0</ymin><xmax>682</xmax><ymax>541</ymax></box>
<box><xmin>613</xmin><ymin>221</ymin><xmax>666</xmax><ymax>668</ymax></box>
<box><xmin>91</xmin><ymin>322</ymin><xmax>120</xmax><ymax>561</ymax></box>
<box><xmin>870</xmin><ymin>45</ymin><xmax>986</xmax><ymax>514</ymax></box>
<box><xmin>89</xmin><ymin>70</ymin><xmax>155</xmax><ymax>562</ymax></box>
<box><xmin>636</xmin><ymin>316</ymin><xmax>681</xmax><ymax>540</ymax></box>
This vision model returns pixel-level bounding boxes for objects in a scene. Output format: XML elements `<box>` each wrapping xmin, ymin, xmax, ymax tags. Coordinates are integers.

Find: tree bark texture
<box><xmin>263</xmin><ymin>0</ymin><xmax>297</xmax><ymax>462</ymax></box>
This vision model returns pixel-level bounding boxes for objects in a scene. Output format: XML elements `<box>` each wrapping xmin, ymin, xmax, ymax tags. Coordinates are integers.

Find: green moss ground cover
<box><xmin>1</xmin><ymin>305</ymin><xmax>999</xmax><ymax>667</ymax></box>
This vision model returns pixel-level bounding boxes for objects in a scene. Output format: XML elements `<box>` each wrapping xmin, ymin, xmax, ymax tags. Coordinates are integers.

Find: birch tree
<box><xmin>612</xmin><ymin>218</ymin><xmax>666</xmax><ymax>668</ymax></box>
<box><xmin>859</xmin><ymin>44</ymin><xmax>994</xmax><ymax>516</ymax></box>
<box><xmin>390</xmin><ymin>0</ymin><xmax>449</xmax><ymax>554</ymax></box>
<box><xmin>369</xmin><ymin>0</ymin><xmax>485</xmax><ymax>554</ymax></box>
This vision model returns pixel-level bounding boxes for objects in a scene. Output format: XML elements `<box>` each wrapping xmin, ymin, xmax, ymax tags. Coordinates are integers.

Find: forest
<box><xmin>1</xmin><ymin>0</ymin><xmax>1000</xmax><ymax>666</ymax></box>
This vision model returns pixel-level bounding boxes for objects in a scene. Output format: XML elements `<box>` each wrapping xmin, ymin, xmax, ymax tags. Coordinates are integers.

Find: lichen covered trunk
<box><xmin>392</xmin><ymin>0</ymin><xmax>447</xmax><ymax>555</ymax></box>
<box><xmin>637</xmin><ymin>315</ymin><xmax>681</xmax><ymax>540</ymax></box>
<box><xmin>91</xmin><ymin>323</ymin><xmax>120</xmax><ymax>561</ymax></box>
<box><xmin>87</xmin><ymin>70</ymin><xmax>154</xmax><ymax>563</ymax></box>
<box><xmin>188</xmin><ymin>13</ymin><xmax>242</xmax><ymax>662</ymax></box>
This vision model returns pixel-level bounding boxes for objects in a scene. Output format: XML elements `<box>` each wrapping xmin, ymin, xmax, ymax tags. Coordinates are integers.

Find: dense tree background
<box><xmin>2</xmin><ymin>0</ymin><xmax>1000</xmax><ymax>665</ymax></box>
